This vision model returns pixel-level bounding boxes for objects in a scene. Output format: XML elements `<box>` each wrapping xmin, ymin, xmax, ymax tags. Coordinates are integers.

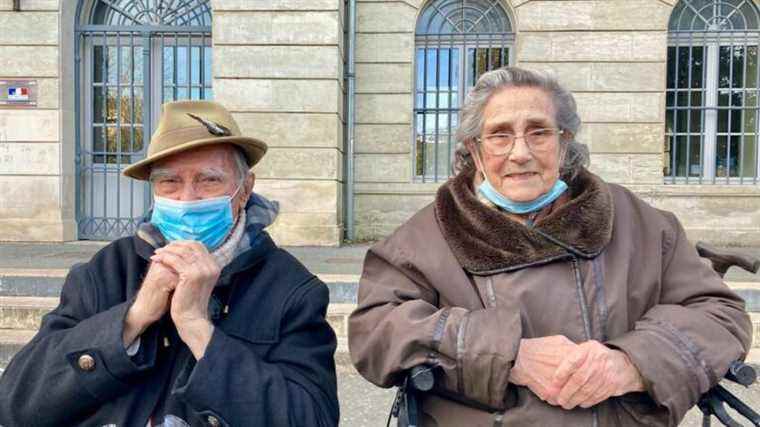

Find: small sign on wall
<box><xmin>0</xmin><ymin>79</ymin><xmax>37</xmax><ymax>107</ymax></box>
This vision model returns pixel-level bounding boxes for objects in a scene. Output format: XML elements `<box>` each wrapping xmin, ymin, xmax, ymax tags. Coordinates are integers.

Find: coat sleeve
<box><xmin>172</xmin><ymin>277</ymin><xmax>339</xmax><ymax>427</ymax></box>
<box><xmin>0</xmin><ymin>263</ymin><xmax>160</xmax><ymax>426</ymax></box>
<box><xmin>348</xmin><ymin>240</ymin><xmax>522</xmax><ymax>410</ymax></box>
<box><xmin>605</xmin><ymin>212</ymin><xmax>753</xmax><ymax>426</ymax></box>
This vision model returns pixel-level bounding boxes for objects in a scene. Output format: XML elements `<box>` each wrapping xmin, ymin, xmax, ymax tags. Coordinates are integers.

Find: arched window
<box><xmin>76</xmin><ymin>0</ymin><xmax>212</xmax><ymax>239</ymax></box>
<box><xmin>414</xmin><ymin>0</ymin><xmax>514</xmax><ymax>182</ymax></box>
<box><xmin>666</xmin><ymin>0</ymin><xmax>760</xmax><ymax>183</ymax></box>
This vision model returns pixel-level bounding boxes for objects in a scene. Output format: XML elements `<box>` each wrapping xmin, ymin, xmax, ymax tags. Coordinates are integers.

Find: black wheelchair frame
<box><xmin>389</xmin><ymin>242</ymin><xmax>760</xmax><ymax>427</ymax></box>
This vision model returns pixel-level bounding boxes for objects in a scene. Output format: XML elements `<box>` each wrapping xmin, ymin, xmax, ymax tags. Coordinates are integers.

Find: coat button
<box><xmin>206</xmin><ymin>415</ymin><xmax>221</xmax><ymax>427</ymax></box>
<box><xmin>78</xmin><ymin>354</ymin><xmax>96</xmax><ymax>371</ymax></box>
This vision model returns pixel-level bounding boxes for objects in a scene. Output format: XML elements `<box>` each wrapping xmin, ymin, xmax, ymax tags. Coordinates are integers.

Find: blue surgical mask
<box><xmin>478</xmin><ymin>176</ymin><xmax>568</xmax><ymax>214</ymax></box>
<box><xmin>150</xmin><ymin>184</ymin><xmax>241</xmax><ymax>250</ymax></box>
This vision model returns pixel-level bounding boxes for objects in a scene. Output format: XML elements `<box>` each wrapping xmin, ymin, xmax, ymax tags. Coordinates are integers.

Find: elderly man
<box><xmin>0</xmin><ymin>101</ymin><xmax>339</xmax><ymax>426</ymax></box>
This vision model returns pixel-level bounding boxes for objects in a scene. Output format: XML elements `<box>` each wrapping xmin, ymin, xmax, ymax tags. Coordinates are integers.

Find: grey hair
<box><xmin>453</xmin><ymin>66</ymin><xmax>589</xmax><ymax>180</ymax></box>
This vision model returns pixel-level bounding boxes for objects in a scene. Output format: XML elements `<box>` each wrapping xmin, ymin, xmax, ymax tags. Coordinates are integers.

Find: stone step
<box><xmin>0</xmin><ymin>268</ymin><xmax>361</xmax><ymax>302</ymax></box>
<box><xmin>4</xmin><ymin>268</ymin><xmax>760</xmax><ymax>310</ymax></box>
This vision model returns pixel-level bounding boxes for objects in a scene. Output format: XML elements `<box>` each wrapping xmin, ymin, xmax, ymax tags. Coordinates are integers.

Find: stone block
<box><xmin>582</xmin><ymin>123</ymin><xmax>662</xmax><ymax>154</ymax></box>
<box><xmin>0</xmin><ymin>110</ymin><xmax>59</xmax><ymax>142</ymax></box>
<box><xmin>522</xmin><ymin>62</ymin><xmax>666</xmax><ymax>92</ymax></box>
<box><xmin>574</xmin><ymin>92</ymin><xmax>664</xmax><ymax>123</ymax></box>
<box><xmin>356</xmin><ymin>63</ymin><xmax>413</xmax><ymax>93</ymax></box>
<box><xmin>0</xmin><ymin>0</ymin><xmax>57</xmax><ymax>10</ymax></box>
<box><xmin>588</xmin><ymin>153</ymin><xmax>632</xmax><ymax>183</ymax></box>
<box><xmin>233</xmin><ymin>112</ymin><xmax>340</xmax><ymax>149</ymax></box>
<box><xmin>356</xmin><ymin>33</ymin><xmax>414</xmax><ymax>63</ymax></box>
<box><xmin>212</xmin><ymin>0</ymin><xmax>339</xmax><ymax>10</ymax></box>
<box><xmin>255</xmin><ymin>147</ymin><xmax>342</xmax><ymax>180</ymax></box>
<box><xmin>518</xmin><ymin>32</ymin><xmax>666</xmax><ymax>62</ymax></box>
<box><xmin>0</xmin><ymin>143</ymin><xmax>59</xmax><ymax>175</ymax></box>
<box><xmin>356</xmin><ymin>93</ymin><xmax>413</xmax><ymax>124</ymax></box>
<box><xmin>0</xmin><ymin>218</ymin><xmax>64</xmax><ymax>241</ymax></box>
<box><xmin>214</xmin><ymin>11</ymin><xmax>340</xmax><ymax>45</ymax></box>
<box><xmin>255</xmin><ymin>178</ymin><xmax>339</xmax><ymax>214</ymax></box>
<box><xmin>35</xmin><ymin>78</ymin><xmax>59</xmax><ymax>109</ymax></box>
<box><xmin>631</xmin><ymin>154</ymin><xmax>663</xmax><ymax>184</ymax></box>
<box><xmin>214</xmin><ymin>79</ymin><xmax>340</xmax><ymax>113</ymax></box>
<box><xmin>355</xmin><ymin>124</ymin><xmax>412</xmax><ymax>154</ymax></box>
<box><xmin>0</xmin><ymin>46</ymin><xmax>57</xmax><ymax>77</ymax></box>
<box><xmin>355</xmin><ymin>153</ymin><xmax>410</xmax><ymax>183</ymax></box>
<box><xmin>0</xmin><ymin>12</ymin><xmax>57</xmax><ymax>45</ymax></box>
<box><xmin>214</xmin><ymin>46</ymin><xmax>341</xmax><ymax>79</ymax></box>
<box><xmin>0</xmin><ymin>176</ymin><xmax>60</xmax><ymax>221</ymax></box>
<box><xmin>357</xmin><ymin>2</ymin><xmax>417</xmax><ymax>33</ymax></box>
<box><xmin>354</xmin><ymin>191</ymin><xmax>435</xmax><ymax>240</ymax></box>
<box><xmin>517</xmin><ymin>1</ymin><xmax>671</xmax><ymax>31</ymax></box>
<box><xmin>648</xmin><ymin>189</ymin><xmax>760</xmax><ymax>234</ymax></box>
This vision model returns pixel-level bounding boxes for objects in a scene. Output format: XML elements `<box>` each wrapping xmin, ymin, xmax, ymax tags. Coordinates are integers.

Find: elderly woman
<box><xmin>348</xmin><ymin>67</ymin><xmax>753</xmax><ymax>427</ymax></box>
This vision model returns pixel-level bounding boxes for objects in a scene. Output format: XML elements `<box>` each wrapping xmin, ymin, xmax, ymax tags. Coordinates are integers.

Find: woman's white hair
<box><xmin>453</xmin><ymin>66</ymin><xmax>589</xmax><ymax>180</ymax></box>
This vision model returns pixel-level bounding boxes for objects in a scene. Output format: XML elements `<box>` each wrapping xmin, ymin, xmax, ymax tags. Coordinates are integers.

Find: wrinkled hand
<box><xmin>550</xmin><ymin>340</ymin><xmax>645</xmax><ymax>409</ymax></box>
<box><xmin>509</xmin><ymin>335</ymin><xmax>579</xmax><ymax>402</ymax></box>
<box><xmin>151</xmin><ymin>241</ymin><xmax>220</xmax><ymax>359</ymax></box>
<box><xmin>123</xmin><ymin>259</ymin><xmax>179</xmax><ymax>346</ymax></box>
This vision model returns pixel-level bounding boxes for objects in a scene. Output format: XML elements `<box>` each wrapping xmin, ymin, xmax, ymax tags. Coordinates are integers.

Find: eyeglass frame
<box><xmin>475</xmin><ymin>127</ymin><xmax>565</xmax><ymax>157</ymax></box>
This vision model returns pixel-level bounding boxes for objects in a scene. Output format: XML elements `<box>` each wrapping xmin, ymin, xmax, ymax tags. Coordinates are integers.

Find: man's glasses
<box><xmin>476</xmin><ymin>128</ymin><xmax>563</xmax><ymax>156</ymax></box>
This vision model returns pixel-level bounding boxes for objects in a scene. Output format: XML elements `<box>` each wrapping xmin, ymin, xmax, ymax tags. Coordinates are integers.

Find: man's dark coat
<box><xmin>0</xmin><ymin>230</ymin><xmax>339</xmax><ymax>427</ymax></box>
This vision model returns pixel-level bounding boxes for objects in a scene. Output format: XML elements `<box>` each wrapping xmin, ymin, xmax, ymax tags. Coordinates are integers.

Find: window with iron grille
<box><xmin>414</xmin><ymin>0</ymin><xmax>514</xmax><ymax>182</ymax></box>
<box><xmin>76</xmin><ymin>0</ymin><xmax>212</xmax><ymax>240</ymax></box>
<box><xmin>666</xmin><ymin>0</ymin><xmax>760</xmax><ymax>184</ymax></box>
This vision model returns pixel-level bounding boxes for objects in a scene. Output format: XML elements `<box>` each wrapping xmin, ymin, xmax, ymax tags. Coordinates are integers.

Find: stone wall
<box><xmin>352</xmin><ymin>0</ymin><xmax>760</xmax><ymax>246</ymax></box>
<box><xmin>0</xmin><ymin>0</ymin><xmax>68</xmax><ymax>241</ymax></box>
<box><xmin>211</xmin><ymin>0</ymin><xmax>345</xmax><ymax>245</ymax></box>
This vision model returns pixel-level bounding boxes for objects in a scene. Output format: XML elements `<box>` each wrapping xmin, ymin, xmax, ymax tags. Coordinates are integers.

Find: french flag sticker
<box><xmin>8</xmin><ymin>86</ymin><xmax>29</xmax><ymax>101</ymax></box>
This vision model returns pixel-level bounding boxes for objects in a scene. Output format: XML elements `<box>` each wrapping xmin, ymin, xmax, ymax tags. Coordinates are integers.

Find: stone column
<box><xmin>0</xmin><ymin>0</ymin><xmax>68</xmax><ymax>241</ymax></box>
<box><xmin>212</xmin><ymin>0</ymin><xmax>345</xmax><ymax>246</ymax></box>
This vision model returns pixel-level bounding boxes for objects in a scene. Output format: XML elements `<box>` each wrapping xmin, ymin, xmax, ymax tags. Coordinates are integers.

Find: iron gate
<box><xmin>75</xmin><ymin>0</ymin><xmax>212</xmax><ymax>240</ymax></box>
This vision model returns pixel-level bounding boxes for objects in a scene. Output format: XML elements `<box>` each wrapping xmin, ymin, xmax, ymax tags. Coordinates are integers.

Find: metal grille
<box><xmin>75</xmin><ymin>0</ymin><xmax>212</xmax><ymax>240</ymax></box>
<box><xmin>414</xmin><ymin>0</ymin><xmax>514</xmax><ymax>182</ymax></box>
<box><xmin>666</xmin><ymin>0</ymin><xmax>760</xmax><ymax>184</ymax></box>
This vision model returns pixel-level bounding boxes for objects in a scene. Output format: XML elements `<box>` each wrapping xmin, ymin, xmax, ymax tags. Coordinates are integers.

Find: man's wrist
<box><xmin>175</xmin><ymin>317</ymin><xmax>214</xmax><ymax>360</ymax></box>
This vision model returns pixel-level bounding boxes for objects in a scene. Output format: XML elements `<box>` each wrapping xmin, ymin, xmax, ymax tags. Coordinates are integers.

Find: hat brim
<box><xmin>122</xmin><ymin>136</ymin><xmax>268</xmax><ymax>181</ymax></box>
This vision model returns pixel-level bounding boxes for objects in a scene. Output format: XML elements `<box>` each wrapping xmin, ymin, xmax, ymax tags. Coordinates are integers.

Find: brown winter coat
<box><xmin>348</xmin><ymin>167</ymin><xmax>753</xmax><ymax>427</ymax></box>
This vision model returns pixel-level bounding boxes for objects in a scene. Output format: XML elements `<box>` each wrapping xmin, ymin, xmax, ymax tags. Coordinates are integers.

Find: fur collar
<box><xmin>434</xmin><ymin>167</ymin><xmax>614</xmax><ymax>275</ymax></box>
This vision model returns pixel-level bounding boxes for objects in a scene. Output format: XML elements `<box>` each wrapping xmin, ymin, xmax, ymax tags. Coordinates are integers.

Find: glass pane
<box><xmin>93</xmin><ymin>45</ymin><xmax>104</xmax><ymax>83</ymax></box>
<box><xmin>691</xmin><ymin>46</ymin><xmax>704</xmax><ymax>89</ymax></box>
<box><xmin>733</xmin><ymin>46</ymin><xmax>745</xmax><ymax>88</ymax></box>
<box><xmin>119</xmin><ymin>46</ymin><xmax>132</xmax><ymax>84</ymax></box>
<box><xmin>667</xmin><ymin>46</ymin><xmax>676</xmax><ymax>89</ymax></box>
<box><xmin>163</xmin><ymin>46</ymin><xmax>174</xmax><ymax>84</ymax></box>
<box><xmin>666</xmin><ymin>110</ymin><xmax>674</xmax><ymax>134</ymax></box>
<box><xmin>716</xmin><ymin>136</ymin><xmax>729</xmax><ymax>177</ymax></box>
<box><xmin>164</xmin><ymin>86</ymin><xmax>175</xmax><ymax>102</ymax></box>
<box><xmin>133</xmin><ymin>46</ymin><xmax>143</xmax><ymax>85</ymax></box>
<box><xmin>664</xmin><ymin>135</ymin><xmax>673</xmax><ymax>176</ymax></box>
<box><xmin>119</xmin><ymin>88</ymin><xmax>132</xmax><ymax>124</ymax></box>
<box><xmin>676</xmin><ymin>109</ymin><xmax>688</xmax><ymax>133</ymax></box>
<box><xmin>191</xmin><ymin>87</ymin><xmax>201</xmax><ymax>100</ymax></box>
<box><xmin>93</xmin><ymin>86</ymin><xmax>104</xmax><ymax>124</ymax></box>
<box><xmin>176</xmin><ymin>87</ymin><xmax>189</xmax><ymax>100</ymax></box>
<box><xmin>741</xmin><ymin>135</ymin><xmax>758</xmax><ymax>177</ymax></box>
<box><xmin>204</xmin><ymin>88</ymin><xmax>213</xmax><ymax>100</ymax></box>
<box><xmin>675</xmin><ymin>135</ymin><xmax>687</xmax><ymax>176</ymax></box>
<box><xmin>719</xmin><ymin>46</ymin><xmax>732</xmax><ymax>88</ymax></box>
<box><xmin>191</xmin><ymin>46</ymin><xmax>201</xmax><ymax>85</ymax></box>
<box><xmin>177</xmin><ymin>46</ymin><xmax>188</xmax><ymax>85</ymax></box>
<box><xmin>204</xmin><ymin>46</ymin><xmax>212</xmax><ymax>85</ymax></box>
<box><xmin>106</xmin><ymin>87</ymin><xmax>118</xmax><ymax>124</ymax></box>
<box><xmin>747</xmin><ymin>46</ymin><xmax>758</xmax><ymax>88</ymax></box>
<box><xmin>107</xmin><ymin>46</ymin><xmax>118</xmax><ymax>85</ymax></box>
<box><xmin>689</xmin><ymin>136</ymin><xmax>702</xmax><ymax>177</ymax></box>
<box><xmin>133</xmin><ymin>88</ymin><xmax>143</xmax><ymax>125</ymax></box>
<box><xmin>730</xmin><ymin>136</ymin><xmax>741</xmax><ymax>176</ymax></box>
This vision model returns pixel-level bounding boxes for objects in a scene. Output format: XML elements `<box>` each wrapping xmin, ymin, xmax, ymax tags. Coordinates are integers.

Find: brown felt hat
<box><xmin>123</xmin><ymin>100</ymin><xmax>267</xmax><ymax>180</ymax></box>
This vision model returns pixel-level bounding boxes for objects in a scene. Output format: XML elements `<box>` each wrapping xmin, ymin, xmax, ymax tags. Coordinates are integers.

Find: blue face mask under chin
<box><xmin>477</xmin><ymin>176</ymin><xmax>568</xmax><ymax>215</ymax></box>
<box><xmin>150</xmin><ymin>183</ymin><xmax>242</xmax><ymax>250</ymax></box>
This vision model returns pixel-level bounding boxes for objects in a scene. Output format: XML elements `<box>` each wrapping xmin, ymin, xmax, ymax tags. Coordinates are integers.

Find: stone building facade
<box><xmin>0</xmin><ymin>0</ymin><xmax>759</xmax><ymax>246</ymax></box>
